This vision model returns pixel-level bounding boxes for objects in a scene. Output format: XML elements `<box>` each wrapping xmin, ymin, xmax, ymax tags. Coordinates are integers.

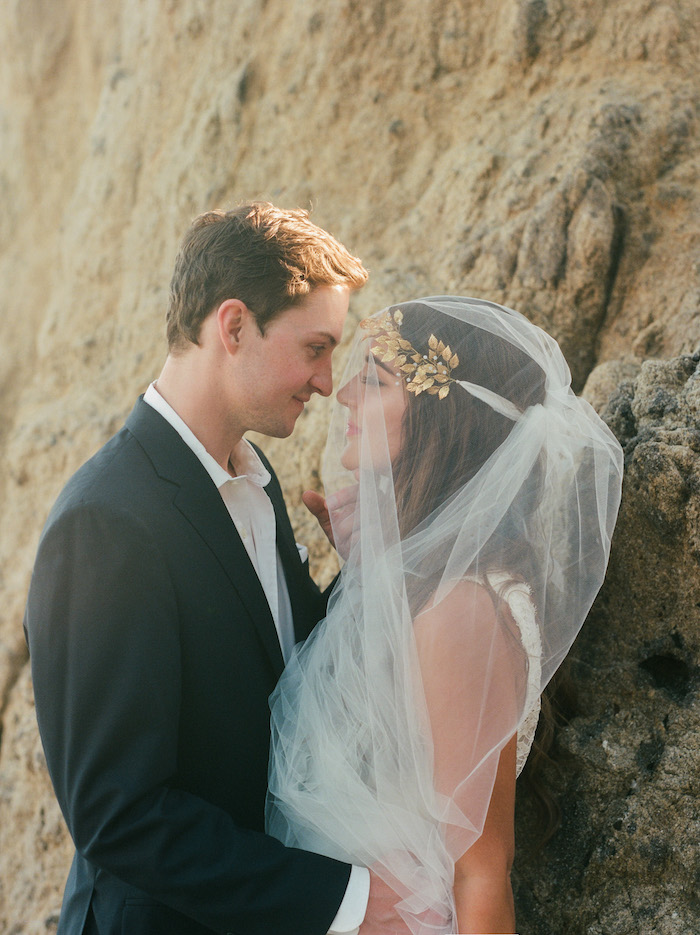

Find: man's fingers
<box><xmin>326</xmin><ymin>484</ymin><xmax>359</xmax><ymax>511</ymax></box>
<box><xmin>302</xmin><ymin>490</ymin><xmax>336</xmax><ymax>548</ymax></box>
<box><xmin>302</xmin><ymin>489</ymin><xmax>327</xmax><ymax>519</ymax></box>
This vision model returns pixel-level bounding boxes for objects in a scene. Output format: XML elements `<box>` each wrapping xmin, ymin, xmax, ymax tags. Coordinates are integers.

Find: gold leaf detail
<box><xmin>359</xmin><ymin>311</ymin><xmax>460</xmax><ymax>402</ymax></box>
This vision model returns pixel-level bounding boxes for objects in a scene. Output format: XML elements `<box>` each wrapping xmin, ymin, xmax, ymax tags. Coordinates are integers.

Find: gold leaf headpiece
<box><xmin>359</xmin><ymin>309</ymin><xmax>460</xmax><ymax>399</ymax></box>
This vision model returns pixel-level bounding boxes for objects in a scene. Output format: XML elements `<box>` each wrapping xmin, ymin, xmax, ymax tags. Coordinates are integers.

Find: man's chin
<box><xmin>264</xmin><ymin>421</ymin><xmax>296</xmax><ymax>440</ymax></box>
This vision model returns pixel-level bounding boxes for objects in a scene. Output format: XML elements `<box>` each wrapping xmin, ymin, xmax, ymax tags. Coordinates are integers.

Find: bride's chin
<box><xmin>340</xmin><ymin>445</ymin><xmax>358</xmax><ymax>473</ymax></box>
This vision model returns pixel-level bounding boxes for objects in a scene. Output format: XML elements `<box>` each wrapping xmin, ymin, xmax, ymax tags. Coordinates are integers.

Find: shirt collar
<box><xmin>143</xmin><ymin>382</ymin><xmax>271</xmax><ymax>490</ymax></box>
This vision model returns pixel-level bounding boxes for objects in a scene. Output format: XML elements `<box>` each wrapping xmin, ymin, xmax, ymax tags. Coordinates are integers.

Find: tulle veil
<box><xmin>266</xmin><ymin>296</ymin><xmax>623</xmax><ymax>933</ymax></box>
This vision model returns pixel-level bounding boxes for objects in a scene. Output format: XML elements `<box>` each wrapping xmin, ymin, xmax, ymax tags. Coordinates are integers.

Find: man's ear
<box><xmin>216</xmin><ymin>299</ymin><xmax>250</xmax><ymax>355</ymax></box>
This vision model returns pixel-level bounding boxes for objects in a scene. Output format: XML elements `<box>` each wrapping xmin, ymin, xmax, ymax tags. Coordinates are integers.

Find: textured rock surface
<box><xmin>514</xmin><ymin>354</ymin><xmax>700</xmax><ymax>934</ymax></box>
<box><xmin>0</xmin><ymin>1</ymin><xmax>698</xmax><ymax>932</ymax></box>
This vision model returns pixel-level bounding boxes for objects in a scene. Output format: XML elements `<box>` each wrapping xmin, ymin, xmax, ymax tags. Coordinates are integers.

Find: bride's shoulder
<box><xmin>413</xmin><ymin>573</ymin><xmax>536</xmax><ymax>640</ymax></box>
<box><xmin>413</xmin><ymin>576</ymin><xmax>497</xmax><ymax>642</ymax></box>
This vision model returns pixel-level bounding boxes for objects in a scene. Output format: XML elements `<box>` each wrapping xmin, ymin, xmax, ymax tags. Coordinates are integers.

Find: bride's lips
<box><xmin>345</xmin><ymin>420</ymin><xmax>359</xmax><ymax>436</ymax></box>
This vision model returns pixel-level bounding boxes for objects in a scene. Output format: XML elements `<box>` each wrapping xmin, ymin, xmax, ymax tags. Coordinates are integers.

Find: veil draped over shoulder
<box><xmin>266</xmin><ymin>297</ymin><xmax>623</xmax><ymax>933</ymax></box>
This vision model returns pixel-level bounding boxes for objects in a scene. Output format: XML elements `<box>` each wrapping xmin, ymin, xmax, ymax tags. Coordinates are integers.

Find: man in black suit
<box><xmin>24</xmin><ymin>204</ymin><xmax>407</xmax><ymax>935</ymax></box>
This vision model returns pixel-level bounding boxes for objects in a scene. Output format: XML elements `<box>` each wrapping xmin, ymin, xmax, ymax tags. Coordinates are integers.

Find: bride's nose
<box><xmin>336</xmin><ymin>374</ymin><xmax>356</xmax><ymax>408</ymax></box>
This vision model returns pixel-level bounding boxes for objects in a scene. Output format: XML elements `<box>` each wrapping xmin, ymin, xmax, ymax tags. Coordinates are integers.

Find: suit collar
<box><xmin>126</xmin><ymin>397</ymin><xmax>285</xmax><ymax>675</ymax></box>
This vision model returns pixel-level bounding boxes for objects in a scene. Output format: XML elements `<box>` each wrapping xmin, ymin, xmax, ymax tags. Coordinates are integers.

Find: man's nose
<box><xmin>309</xmin><ymin>360</ymin><xmax>333</xmax><ymax>397</ymax></box>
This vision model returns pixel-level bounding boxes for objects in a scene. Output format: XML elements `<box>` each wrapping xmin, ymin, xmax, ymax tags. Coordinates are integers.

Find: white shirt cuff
<box><xmin>328</xmin><ymin>865</ymin><xmax>370</xmax><ymax>934</ymax></box>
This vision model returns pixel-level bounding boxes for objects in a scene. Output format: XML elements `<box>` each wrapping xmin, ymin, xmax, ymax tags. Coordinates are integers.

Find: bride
<box><xmin>266</xmin><ymin>296</ymin><xmax>623</xmax><ymax>934</ymax></box>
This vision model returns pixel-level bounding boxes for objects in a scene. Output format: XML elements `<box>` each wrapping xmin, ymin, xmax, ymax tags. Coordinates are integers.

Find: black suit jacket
<box><xmin>24</xmin><ymin>398</ymin><xmax>350</xmax><ymax>935</ymax></box>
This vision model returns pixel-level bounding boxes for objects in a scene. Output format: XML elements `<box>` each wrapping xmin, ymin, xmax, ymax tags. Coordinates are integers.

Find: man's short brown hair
<box><xmin>166</xmin><ymin>202</ymin><xmax>368</xmax><ymax>350</ymax></box>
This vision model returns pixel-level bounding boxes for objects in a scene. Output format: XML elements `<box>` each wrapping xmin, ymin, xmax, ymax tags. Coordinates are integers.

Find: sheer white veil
<box><xmin>266</xmin><ymin>296</ymin><xmax>623</xmax><ymax>933</ymax></box>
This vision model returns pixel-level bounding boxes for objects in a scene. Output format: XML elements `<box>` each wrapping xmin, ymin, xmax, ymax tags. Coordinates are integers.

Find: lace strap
<box><xmin>485</xmin><ymin>573</ymin><xmax>542</xmax><ymax>776</ymax></box>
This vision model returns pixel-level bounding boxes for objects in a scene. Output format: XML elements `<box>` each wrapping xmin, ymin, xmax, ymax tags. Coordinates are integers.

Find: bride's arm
<box><xmin>453</xmin><ymin>737</ymin><xmax>516</xmax><ymax>934</ymax></box>
<box><xmin>414</xmin><ymin>580</ymin><xmax>520</xmax><ymax>935</ymax></box>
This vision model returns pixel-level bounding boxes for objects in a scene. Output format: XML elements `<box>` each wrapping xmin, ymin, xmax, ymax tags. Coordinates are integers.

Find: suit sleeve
<box><xmin>25</xmin><ymin>500</ymin><xmax>350</xmax><ymax>935</ymax></box>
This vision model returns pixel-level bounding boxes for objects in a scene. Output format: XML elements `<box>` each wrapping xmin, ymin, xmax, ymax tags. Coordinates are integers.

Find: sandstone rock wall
<box><xmin>515</xmin><ymin>353</ymin><xmax>700</xmax><ymax>933</ymax></box>
<box><xmin>0</xmin><ymin>1</ymin><xmax>698</xmax><ymax>932</ymax></box>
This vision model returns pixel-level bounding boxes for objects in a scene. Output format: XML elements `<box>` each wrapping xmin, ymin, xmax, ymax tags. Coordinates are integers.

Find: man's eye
<box><xmin>310</xmin><ymin>345</ymin><xmax>326</xmax><ymax>356</ymax></box>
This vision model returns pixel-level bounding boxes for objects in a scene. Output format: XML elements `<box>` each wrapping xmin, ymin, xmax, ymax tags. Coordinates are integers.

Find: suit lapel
<box><xmin>262</xmin><ymin>460</ymin><xmax>320</xmax><ymax>645</ymax></box>
<box><xmin>125</xmin><ymin>398</ymin><xmax>285</xmax><ymax>675</ymax></box>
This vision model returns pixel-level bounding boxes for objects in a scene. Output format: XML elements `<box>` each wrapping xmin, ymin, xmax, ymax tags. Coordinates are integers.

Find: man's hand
<box><xmin>358</xmin><ymin>870</ymin><xmax>412</xmax><ymax>935</ymax></box>
<box><xmin>303</xmin><ymin>485</ymin><xmax>358</xmax><ymax>560</ymax></box>
<box><xmin>302</xmin><ymin>490</ymin><xmax>335</xmax><ymax>548</ymax></box>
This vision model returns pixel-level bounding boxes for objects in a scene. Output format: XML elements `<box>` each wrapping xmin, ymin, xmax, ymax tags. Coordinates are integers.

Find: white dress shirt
<box><xmin>143</xmin><ymin>384</ymin><xmax>369</xmax><ymax>934</ymax></box>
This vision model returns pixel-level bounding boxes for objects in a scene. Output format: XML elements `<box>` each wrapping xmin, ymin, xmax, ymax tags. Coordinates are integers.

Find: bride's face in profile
<box><xmin>337</xmin><ymin>346</ymin><xmax>407</xmax><ymax>472</ymax></box>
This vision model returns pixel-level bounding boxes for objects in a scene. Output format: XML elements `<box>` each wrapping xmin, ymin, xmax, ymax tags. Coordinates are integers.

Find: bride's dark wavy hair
<box><xmin>390</xmin><ymin>302</ymin><xmax>546</xmax><ymax>545</ymax></box>
<box><xmin>389</xmin><ymin>301</ymin><xmax>562</xmax><ymax>842</ymax></box>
